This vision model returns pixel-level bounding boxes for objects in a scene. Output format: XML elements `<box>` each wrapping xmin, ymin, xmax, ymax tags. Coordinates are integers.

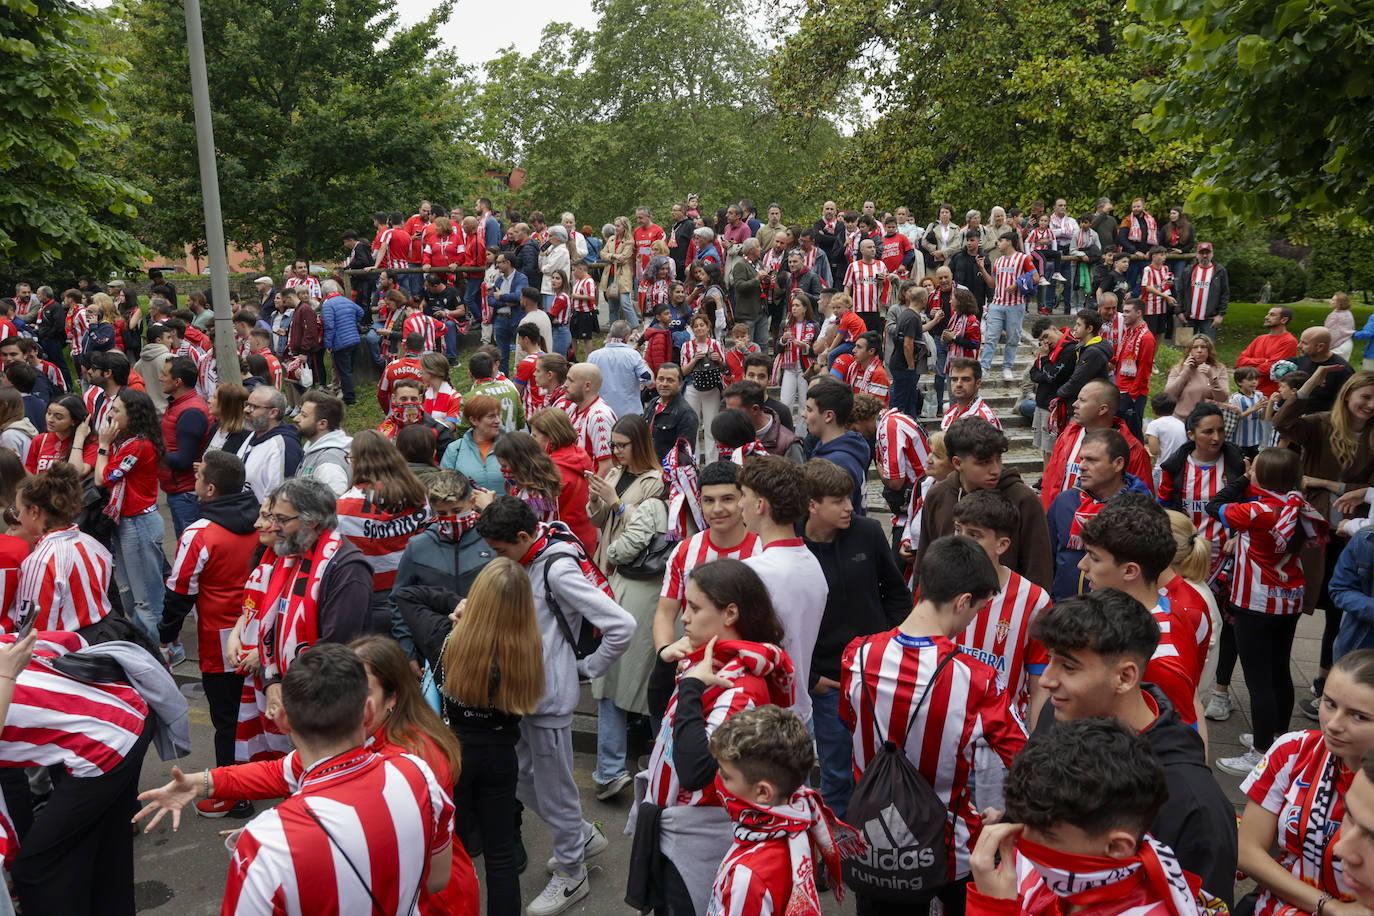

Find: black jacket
<box><xmin>1028</xmin><ymin>337</ymin><xmax>1078</xmax><ymax>409</ymax></box>
<box><xmin>669</xmin><ymin>218</ymin><xmax>694</xmax><ymax>277</ymax></box>
<box><xmin>1176</xmin><ymin>263</ymin><xmax>1230</xmax><ymax>320</ymax></box>
<box><xmin>35</xmin><ymin>299</ymin><xmax>66</xmax><ymax>342</ymax></box>
<box><xmin>1056</xmin><ymin>337</ymin><xmax>1113</xmax><ymax>402</ymax></box>
<box><xmin>644</xmin><ymin>395</ymin><xmax>699</xmax><ymax>461</ymax></box>
<box><xmin>790</xmin><ymin>267</ymin><xmax>824</xmax><ymax>307</ymax></box>
<box><xmin>514</xmin><ymin>238</ymin><xmax>542</xmax><ymax>290</ymax></box>
<box><xmin>812</xmin><ymin>219</ymin><xmax>847</xmax><ymax>274</ymax></box>
<box><xmin>948</xmin><ymin>251</ymin><xmax>991</xmax><ymax>306</ymax></box>
<box><xmin>157</xmin><ymin>489</ymin><xmax>261</xmax><ymax>644</ymax></box>
<box><xmin>1035</xmin><ymin>685</ymin><xmax>1237</xmax><ymax>909</ymax></box>
<box><xmin>804</xmin><ymin>515</ymin><xmax>912</xmax><ymax>686</ymax></box>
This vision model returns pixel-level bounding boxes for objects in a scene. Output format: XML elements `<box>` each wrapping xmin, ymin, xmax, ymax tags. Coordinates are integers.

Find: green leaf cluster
<box><xmin>770</xmin><ymin>0</ymin><xmax>1200</xmax><ymax>218</ymax></box>
<box><xmin>114</xmin><ymin>0</ymin><xmax>481</xmax><ymax>268</ymax></box>
<box><xmin>1129</xmin><ymin>0</ymin><xmax>1374</xmax><ymax>223</ymax></box>
<box><xmin>0</xmin><ymin>0</ymin><xmax>152</xmax><ymax>270</ymax></box>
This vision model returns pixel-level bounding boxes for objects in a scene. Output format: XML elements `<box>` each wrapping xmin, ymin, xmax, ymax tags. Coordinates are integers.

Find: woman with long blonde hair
<box><xmin>395</xmin><ymin>557</ymin><xmax>543</xmax><ymax>916</ymax></box>
<box><xmin>1276</xmin><ymin>369</ymin><xmax>1374</xmax><ymax>718</ymax></box>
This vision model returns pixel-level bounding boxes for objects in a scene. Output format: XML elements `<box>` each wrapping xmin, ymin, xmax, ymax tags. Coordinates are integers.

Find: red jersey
<box><xmin>568</xmin><ymin>396</ymin><xmax>617</xmax><ymax>463</ymax></box>
<box><xmin>37</xmin><ymin>358</ymin><xmax>66</xmax><ymax>392</ymax></box>
<box><xmin>834</xmin><ymin>311</ymin><xmax>867</xmax><ymax>345</ymax></box>
<box><xmin>549</xmin><ymin>292</ymin><xmax>571</xmax><ymax>326</ymax></box>
<box><xmin>841</xmin><ymin>631</ymin><xmax>1027</xmax><ymax>880</ymax></box>
<box><xmin>1158</xmin><ymin>456</ymin><xmax>1228</xmax><ymax>571</ymax></box>
<box><xmin>1114</xmin><ymin>322</ymin><xmax>1156</xmax><ymax>398</ymax></box>
<box><xmin>709</xmin><ymin>839</ymin><xmax>792</xmax><ymax>916</ymax></box>
<box><xmin>0</xmin><ymin>536</ymin><xmax>25</xmax><ymax>627</ymax></box>
<box><xmin>375</xmin><ymin>227</ymin><xmax>410</xmax><ymax>270</ymax></box>
<box><xmin>283</xmin><ymin>275</ymin><xmax>321</xmax><ymax>302</ymax></box>
<box><xmin>843</xmin><ymin>259</ymin><xmax>888</xmax><ymax>313</ymax></box>
<box><xmin>403</xmin><ymin>312</ymin><xmax>441</xmax><ymax>353</ymax></box>
<box><xmin>377</xmin><ymin>356</ymin><xmax>424</xmax><ymax>413</ymax></box>
<box><xmin>876</xmin><ymin>408</ymin><xmax>929</xmax><ymax>485</ymax></box>
<box><xmin>1141</xmin><ymin>264</ymin><xmax>1174</xmax><ymax>316</ymax></box>
<box><xmin>725</xmin><ymin>343</ymin><xmax>761</xmax><ymax>384</ymax></box>
<box><xmin>10</xmin><ymin>526</ymin><xmax>113</xmax><ymax>633</ymax></box>
<box><xmin>956</xmin><ymin>570</ymin><xmax>1050</xmax><ymax>706</ymax></box>
<box><xmin>24</xmin><ymin>432</ymin><xmax>70</xmax><ymax>474</ymax></box>
<box><xmin>851</xmin><ymin>358</ymin><xmax>891</xmax><ymax>403</ymax></box>
<box><xmin>634</xmin><ymin>224</ymin><xmax>666</xmax><ymax>277</ymax></box>
<box><xmin>422</xmin><ymin>229</ymin><xmax>463</xmax><ymax>271</ymax></box>
<box><xmin>660</xmin><ymin>530</ymin><xmax>762</xmax><ymax>605</ymax></box>
<box><xmin>102</xmin><ymin>436</ymin><xmax>159</xmax><ymax>516</ymax></box>
<box><xmin>572</xmin><ymin>276</ymin><xmax>597</xmax><ymax>313</ymax></box>
<box><xmin>221</xmin><ymin>747</ymin><xmax>454</xmax><ymax>916</ymax></box>
<box><xmin>878</xmin><ymin>231</ymin><xmax>914</xmax><ymax>276</ymax></box>
<box><xmin>333</xmin><ymin>489</ymin><xmax>431</xmax><ymax>591</ymax></box>
<box><xmin>515</xmin><ymin>351</ymin><xmax>544</xmax><ymax>419</ymax></box>
<box><xmin>403</xmin><ymin>214</ymin><xmax>431</xmax><ymax>262</ymax></box>
<box><xmin>165</xmin><ymin>515</ymin><xmax>259</xmax><ymax>673</ymax></box>
<box><xmin>942</xmin><ymin>397</ymin><xmax>1002</xmax><ymax>431</ymax></box>
<box><xmin>1146</xmin><ymin>590</ymin><xmax>1205</xmax><ymax>726</ymax></box>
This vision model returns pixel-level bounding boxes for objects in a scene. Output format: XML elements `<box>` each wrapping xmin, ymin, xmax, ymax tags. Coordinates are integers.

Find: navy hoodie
<box><xmin>812</xmin><ymin>430</ymin><xmax>872</xmax><ymax>517</ymax></box>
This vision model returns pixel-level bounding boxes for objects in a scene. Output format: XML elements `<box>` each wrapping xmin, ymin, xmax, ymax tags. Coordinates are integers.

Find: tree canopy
<box><xmin>466</xmin><ymin>0</ymin><xmax>842</xmax><ymax>228</ymax></box>
<box><xmin>0</xmin><ymin>0</ymin><xmax>151</xmax><ymax>272</ymax></box>
<box><xmin>1128</xmin><ymin>0</ymin><xmax>1374</xmax><ymax>225</ymax></box>
<box><xmin>114</xmin><ymin>0</ymin><xmax>479</xmax><ymax>265</ymax></box>
<box><xmin>770</xmin><ymin>0</ymin><xmax>1198</xmax><ymax>219</ymax></box>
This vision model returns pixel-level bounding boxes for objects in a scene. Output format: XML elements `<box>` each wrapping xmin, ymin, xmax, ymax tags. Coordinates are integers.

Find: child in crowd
<box><xmin>1229</xmin><ymin>366</ymin><xmax>1266</xmax><ymax>459</ymax></box>
<box><xmin>1145</xmin><ymin>391</ymin><xmax>1185</xmax><ymax>470</ymax></box>
<box><xmin>1263</xmin><ymin>370</ymin><xmax>1307</xmax><ymax>448</ymax></box>
<box><xmin>705</xmin><ymin>705</ymin><xmax>862</xmax><ymax>916</ymax></box>
<box><xmin>725</xmin><ymin>323</ymin><xmax>761</xmax><ymax>384</ymax></box>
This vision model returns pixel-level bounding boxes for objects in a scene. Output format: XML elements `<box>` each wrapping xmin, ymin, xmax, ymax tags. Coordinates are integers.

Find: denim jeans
<box><xmin>403</xmin><ymin>264</ymin><xmax>425</xmax><ymax>297</ymax></box>
<box><xmin>1121</xmin><ymin>392</ymin><xmax>1148</xmax><ymax>441</ymax></box>
<box><xmin>933</xmin><ymin>339</ymin><xmax>949</xmax><ymax>412</ymax></box>
<box><xmin>1188</xmin><ymin>317</ymin><xmax>1217</xmax><ymax>341</ymax></box>
<box><xmin>332</xmin><ymin>346</ymin><xmax>356</xmax><ymax>404</ymax></box>
<box><xmin>1126</xmin><ymin>258</ymin><xmax>1145</xmax><ymax>295</ymax></box>
<box><xmin>980</xmin><ymin>305</ymin><xmax>1025</xmax><ymax>372</ymax></box>
<box><xmin>552</xmin><ymin>324</ymin><xmax>572</xmax><ymax>359</ymax></box>
<box><xmin>889</xmin><ymin>369</ymin><xmax>920</xmax><ymax>420</ymax></box>
<box><xmin>443</xmin><ymin>319</ymin><xmax>459</xmax><ymax>359</ymax></box>
<box><xmin>165</xmin><ymin>491</ymin><xmax>199</xmax><ymax>541</ymax></box>
<box><xmin>112</xmin><ymin>510</ymin><xmax>166</xmax><ymax>642</ymax></box>
<box><xmin>492</xmin><ymin>311</ymin><xmax>517</xmax><ymax>376</ymax></box>
<box><xmin>610</xmin><ymin>293</ymin><xmax>638</xmax><ymax>326</ymax></box>
<box><xmin>594</xmin><ymin>697</ymin><xmax>628</xmax><ymax>784</ymax></box>
<box><xmin>811</xmin><ymin>687</ymin><xmax>855</xmax><ymax>820</ymax></box>
<box><xmin>365</xmin><ymin>323</ymin><xmax>385</xmax><ymax>367</ymax></box>
<box><xmin>748</xmin><ymin>313</ymin><xmax>771</xmax><ymax>350</ymax></box>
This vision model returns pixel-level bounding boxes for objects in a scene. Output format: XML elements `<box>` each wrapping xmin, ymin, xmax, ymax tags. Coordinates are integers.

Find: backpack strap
<box><xmin>858</xmin><ymin>637</ymin><xmax>960</xmax><ymax>749</ymax></box>
<box><xmin>533</xmin><ymin>553</ymin><xmax>582</xmax><ymax>655</ymax></box>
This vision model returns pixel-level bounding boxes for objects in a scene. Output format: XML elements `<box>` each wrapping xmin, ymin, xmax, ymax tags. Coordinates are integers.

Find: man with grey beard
<box><xmin>256</xmin><ymin>477</ymin><xmax>374</xmax><ymax>720</ymax></box>
<box><xmin>235</xmin><ymin>385</ymin><xmax>302</xmax><ymax>500</ymax></box>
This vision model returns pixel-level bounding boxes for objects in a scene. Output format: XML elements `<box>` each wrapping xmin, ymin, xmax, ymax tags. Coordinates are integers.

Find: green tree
<box><xmin>115</xmin><ymin>0</ymin><xmax>478</xmax><ymax>266</ymax></box>
<box><xmin>1128</xmin><ymin>0</ymin><xmax>1374</xmax><ymax>224</ymax></box>
<box><xmin>467</xmin><ymin>0</ymin><xmax>841</xmax><ymax>227</ymax></box>
<box><xmin>770</xmin><ymin>0</ymin><xmax>1198</xmax><ymax>217</ymax></box>
<box><xmin>0</xmin><ymin>0</ymin><xmax>151</xmax><ymax>270</ymax></box>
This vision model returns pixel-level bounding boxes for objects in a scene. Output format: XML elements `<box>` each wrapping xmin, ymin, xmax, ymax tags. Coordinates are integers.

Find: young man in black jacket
<box><xmin>1031</xmin><ymin>589</ymin><xmax>1237</xmax><ymax>911</ymax></box>
<box><xmin>800</xmin><ymin>457</ymin><xmax>911</xmax><ymax>819</ymax></box>
<box><xmin>1055</xmin><ymin>308</ymin><xmax>1113</xmax><ymax>405</ymax></box>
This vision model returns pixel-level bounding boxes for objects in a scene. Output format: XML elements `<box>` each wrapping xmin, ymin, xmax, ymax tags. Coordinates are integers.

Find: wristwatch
<box><xmin>97</xmin><ymin>448</ymin><xmax>108</xmax><ymax>455</ymax></box>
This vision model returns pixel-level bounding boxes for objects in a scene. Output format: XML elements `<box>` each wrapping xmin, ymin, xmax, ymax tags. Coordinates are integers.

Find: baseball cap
<box><xmin>1197</xmin><ymin>242</ymin><xmax>1213</xmax><ymax>252</ymax></box>
<box><xmin>254</xmin><ymin>276</ymin><xmax>273</xmax><ymax>285</ymax></box>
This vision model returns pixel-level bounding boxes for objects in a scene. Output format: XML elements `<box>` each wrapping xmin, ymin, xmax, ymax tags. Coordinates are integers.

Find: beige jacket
<box><xmin>588</xmin><ymin>467</ymin><xmax>666</xmax><ymax>571</ymax></box>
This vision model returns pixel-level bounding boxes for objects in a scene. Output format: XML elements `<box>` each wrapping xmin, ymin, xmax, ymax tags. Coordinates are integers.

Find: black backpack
<box><xmin>538</xmin><ymin>553</ymin><xmax>604</xmax><ymax>661</ymax></box>
<box><xmin>842</xmin><ymin>641</ymin><xmax>957</xmax><ymax>901</ymax></box>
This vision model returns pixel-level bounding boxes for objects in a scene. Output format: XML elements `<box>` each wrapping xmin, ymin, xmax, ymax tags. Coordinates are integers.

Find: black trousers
<box><xmin>202</xmin><ymin>671</ymin><xmax>244</xmax><ymax>768</ymax></box>
<box><xmin>857</xmin><ymin>877</ymin><xmax>971</xmax><ymax>916</ymax></box>
<box><xmin>12</xmin><ymin>723</ymin><xmax>152</xmax><ymax>916</ymax></box>
<box><xmin>1232</xmin><ymin>607</ymin><xmax>1300</xmax><ymax>751</ymax></box>
<box><xmin>455</xmin><ymin>740</ymin><xmax>521</xmax><ymax>916</ymax></box>
<box><xmin>655</xmin><ymin>857</ymin><xmax>697</xmax><ymax>916</ymax></box>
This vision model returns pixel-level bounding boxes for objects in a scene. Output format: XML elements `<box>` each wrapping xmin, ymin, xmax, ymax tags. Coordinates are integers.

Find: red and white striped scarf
<box><xmin>1015</xmin><ymin>834</ymin><xmax>1207</xmax><ymax>916</ymax></box>
<box><xmin>719</xmin><ymin>439</ymin><xmax>767</xmax><ymax>466</ymax></box>
<box><xmin>1126</xmin><ymin>211</ymin><xmax>1159</xmax><ymax>245</ymax></box>
<box><xmin>719</xmin><ymin>785</ymin><xmax>866</xmax><ymax>916</ymax></box>
<box><xmin>258</xmin><ymin>528</ymin><xmax>346</xmax><ymax>683</ymax></box>
<box><xmin>1251</xmin><ymin>484</ymin><xmax>1329</xmax><ymax>552</ymax></box>
<box><xmin>663</xmin><ymin>439</ymin><xmax>702</xmax><ymax>542</ymax></box>
<box><xmin>674</xmin><ymin>639</ymin><xmax>794</xmax><ymax>710</ymax></box>
<box><xmin>525</xmin><ymin>522</ymin><xmax>615</xmax><ymax>598</ymax></box>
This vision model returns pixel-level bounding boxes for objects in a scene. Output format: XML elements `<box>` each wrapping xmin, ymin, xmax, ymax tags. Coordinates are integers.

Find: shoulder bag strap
<box><xmin>534</xmin><ymin>553</ymin><xmax>581</xmax><ymax>653</ymax></box>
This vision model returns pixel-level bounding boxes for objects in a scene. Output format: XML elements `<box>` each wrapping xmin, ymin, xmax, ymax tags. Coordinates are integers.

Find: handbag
<box><xmin>692</xmin><ymin>353</ymin><xmax>723</xmax><ymax>391</ymax></box>
<box><xmin>615</xmin><ymin>530</ymin><xmax>676</xmax><ymax>580</ymax></box>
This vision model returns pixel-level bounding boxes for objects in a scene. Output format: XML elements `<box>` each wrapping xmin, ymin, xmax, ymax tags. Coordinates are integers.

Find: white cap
<box><xmin>254</xmin><ymin>276</ymin><xmax>273</xmax><ymax>285</ymax></box>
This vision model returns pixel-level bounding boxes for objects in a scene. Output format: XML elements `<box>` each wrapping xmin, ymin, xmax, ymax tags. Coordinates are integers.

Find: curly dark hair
<box><xmin>115</xmin><ymin>388</ymin><xmax>164</xmax><ymax>456</ymax></box>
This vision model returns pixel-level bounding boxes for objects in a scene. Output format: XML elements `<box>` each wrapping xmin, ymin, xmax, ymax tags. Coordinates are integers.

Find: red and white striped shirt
<box><xmin>1141</xmin><ymin>264</ymin><xmax>1174</xmax><ymax>316</ymax></box>
<box><xmin>284</xmin><ymin>275</ymin><xmax>321</xmax><ymax>302</ymax></box>
<box><xmin>10</xmin><ymin>526</ymin><xmax>113</xmax><ymax>633</ymax></box>
<box><xmin>1187</xmin><ymin>263</ymin><xmax>1215</xmax><ymax>321</ymax></box>
<box><xmin>515</xmin><ymin>351</ymin><xmax>545</xmax><ymax>419</ymax></box>
<box><xmin>941</xmin><ymin>397</ymin><xmax>1002</xmax><ymax>431</ymax></box>
<box><xmin>165</xmin><ymin>517</ymin><xmax>260</xmax><ymax>674</ymax></box>
<box><xmin>1163</xmin><ymin>575</ymin><xmax>1214</xmax><ymax>686</ymax></box>
<box><xmin>0</xmin><ymin>632</ymin><xmax>147</xmax><ymax>786</ymax></box>
<box><xmin>660</xmin><ymin>530</ymin><xmax>762</xmax><ymax>605</ymax></box>
<box><xmin>944</xmin><ymin>314</ymin><xmax>980</xmax><ymax>367</ymax></box>
<box><xmin>37</xmin><ymin>358</ymin><xmax>66</xmax><ymax>392</ymax></box>
<box><xmin>572</xmin><ymin>276</ymin><xmax>597</xmax><ymax>313</ymax></box>
<box><xmin>222</xmin><ymin>747</ymin><xmax>454</xmax><ymax>916</ymax></box>
<box><xmin>991</xmin><ymin>252</ymin><xmax>1035</xmax><ymax>308</ymax></box>
<box><xmin>374</xmin><ymin>228</ymin><xmax>410</xmax><ymax>271</ymax></box>
<box><xmin>1100</xmin><ymin>312</ymin><xmax>1125</xmax><ymax>359</ymax></box>
<box><xmin>843</xmin><ymin>259</ymin><xmax>888</xmax><ymax>313</ymax></box>
<box><xmin>840</xmin><ymin>631</ymin><xmax>1027</xmax><ymax>879</ymax></box>
<box><xmin>708</xmin><ymin>840</ymin><xmax>790</xmax><ymax>916</ymax></box>
<box><xmin>777</xmin><ymin>321</ymin><xmax>817</xmax><ymax>370</ymax></box>
<box><xmin>875</xmin><ymin>408</ymin><xmax>929</xmax><ymax>486</ymax></box>
<box><xmin>333</xmin><ymin>489</ymin><xmax>431</xmax><ymax>591</ymax></box>
<box><xmin>402</xmin><ymin>312</ymin><xmax>441</xmax><ymax>353</ymax></box>
<box><xmin>1023</xmin><ymin>226</ymin><xmax>1054</xmax><ymax>252</ymax></box>
<box><xmin>681</xmin><ymin>338</ymin><xmax>726</xmax><ymax>376</ymax></box>
<box><xmin>1222</xmin><ymin>490</ymin><xmax>1311</xmax><ymax>615</ymax></box>
<box><xmin>850</xmin><ymin>358</ymin><xmax>890</xmax><ymax>403</ymax></box>
<box><xmin>1147</xmin><ymin>587</ymin><xmax>1211</xmax><ymax>726</ymax></box>
<box><xmin>254</xmin><ymin>348</ymin><xmax>282</xmax><ymax>388</ymax></box>
<box><xmin>549</xmin><ymin>292</ymin><xmax>571</xmax><ymax>326</ymax></box>
<box><xmin>955</xmin><ymin>571</ymin><xmax>1050</xmax><ymax>706</ymax></box>
<box><xmin>1160</xmin><ymin>456</ymin><xmax>1228</xmax><ymax>570</ymax></box>
<box><xmin>567</xmin><ymin>396</ymin><xmax>617</xmax><ymax>463</ymax></box>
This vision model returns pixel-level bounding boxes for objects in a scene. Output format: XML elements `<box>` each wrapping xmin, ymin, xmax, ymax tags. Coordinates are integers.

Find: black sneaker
<box><xmin>1299</xmin><ymin>697</ymin><xmax>1321</xmax><ymax>721</ymax></box>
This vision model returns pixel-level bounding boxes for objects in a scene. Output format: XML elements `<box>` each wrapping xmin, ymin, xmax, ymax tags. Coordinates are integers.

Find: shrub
<box><xmin>1222</xmin><ymin>247</ymin><xmax>1306</xmax><ymax>302</ymax></box>
<box><xmin>1305</xmin><ymin>233</ymin><xmax>1374</xmax><ymax>299</ymax></box>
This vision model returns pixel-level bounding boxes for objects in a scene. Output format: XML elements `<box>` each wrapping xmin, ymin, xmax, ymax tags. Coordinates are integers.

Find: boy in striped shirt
<box><xmin>1229</xmin><ymin>366</ymin><xmax>1266</xmax><ymax>457</ymax></box>
<box><xmin>841</xmin><ymin>535</ymin><xmax>1027</xmax><ymax>912</ymax></box>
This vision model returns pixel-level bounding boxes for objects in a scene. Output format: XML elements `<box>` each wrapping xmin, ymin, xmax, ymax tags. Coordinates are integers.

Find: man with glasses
<box><xmin>236</xmin><ymin>386</ymin><xmax>303</xmax><ymax>501</ymax></box>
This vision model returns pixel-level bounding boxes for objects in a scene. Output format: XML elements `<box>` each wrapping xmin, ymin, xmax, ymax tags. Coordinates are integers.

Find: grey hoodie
<box><xmin>525</xmin><ymin>541</ymin><xmax>635</xmax><ymax>727</ymax></box>
<box><xmin>134</xmin><ymin>342</ymin><xmax>172</xmax><ymax>411</ymax></box>
<box><xmin>298</xmin><ymin>428</ymin><xmax>353</xmax><ymax>496</ymax></box>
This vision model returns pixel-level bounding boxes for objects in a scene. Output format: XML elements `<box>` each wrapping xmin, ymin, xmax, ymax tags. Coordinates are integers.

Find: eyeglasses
<box><xmin>243</xmin><ymin>402</ymin><xmax>271</xmax><ymax>412</ymax></box>
<box><xmin>266</xmin><ymin>514</ymin><xmax>299</xmax><ymax>527</ymax></box>
<box><xmin>610</xmin><ymin>441</ymin><xmax>631</xmax><ymax>452</ymax></box>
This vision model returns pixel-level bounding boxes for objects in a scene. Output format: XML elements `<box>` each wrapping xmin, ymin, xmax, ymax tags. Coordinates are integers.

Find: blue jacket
<box><xmin>812</xmin><ymin>430</ymin><xmax>873</xmax><ymax>517</ymax></box>
<box><xmin>321</xmin><ymin>294</ymin><xmax>363</xmax><ymax>351</ymax></box>
<box><xmin>487</xmin><ymin>269</ymin><xmax>529</xmax><ymax>313</ymax></box>
<box><xmin>1333</xmin><ymin>529</ymin><xmax>1374</xmax><ymax>660</ymax></box>
<box><xmin>1047</xmin><ymin>473</ymin><xmax>1153</xmax><ymax>600</ymax></box>
<box><xmin>440</xmin><ymin>430</ymin><xmax>509</xmax><ymax>495</ymax></box>
<box><xmin>1352</xmin><ymin>313</ymin><xmax>1374</xmax><ymax>363</ymax></box>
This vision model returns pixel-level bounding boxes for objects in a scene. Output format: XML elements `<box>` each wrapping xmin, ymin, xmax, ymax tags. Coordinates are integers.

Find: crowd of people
<box><xmin>0</xmin><ymin>192</ymin><xmax>1372</xmax><ymax>916</ymax></box>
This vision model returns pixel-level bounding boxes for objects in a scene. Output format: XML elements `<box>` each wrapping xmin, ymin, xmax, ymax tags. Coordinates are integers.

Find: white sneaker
<box><xmin>527</xmin><ymin>869</ymin><xmax>589</xmax><ymax>916</ymax></box>
<box><xmin>1216</xmin><ymin>747</ymin><xmax>1264</xmax><ymax>777</ymax></box>
<box><xmin>1001</xmin><ymin>368</ymin><xmax>1015</xmax><ymax>382</ymax></box>
<box><xmin>546</xmin><ymin>822</ymin><xmax>608</xmax><ymax>873</ymax></box>
<box><xmin>1240</xmin><ymin>733</ymin><xmax>1256</xmax><ymax>749</ymax></box>
<box><xmin>1037</xmin><ymin>277</ymin><xmax>1051</xmax><ymax>287</ymax></box>
<box><xmin>1051</xmin><ymin>272</ymin><xmax>1067</xmax><ymax>283</ymax></box>
<box><xmin>1203</xmin><ymin>690</ymin><xmax>1238</xmax><ymax>721</ymax></box>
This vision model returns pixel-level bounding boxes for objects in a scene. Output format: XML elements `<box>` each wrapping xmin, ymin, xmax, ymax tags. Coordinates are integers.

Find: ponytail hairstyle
<box><xmin>1165</xmin><ymin>510</ymin><xmax>1212</xmax><ymax>582</ymax></box>
<box><xmin>16</xmin><ymin>460</ymin><xmax>82</xmax><ymax>529</ymax></box>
